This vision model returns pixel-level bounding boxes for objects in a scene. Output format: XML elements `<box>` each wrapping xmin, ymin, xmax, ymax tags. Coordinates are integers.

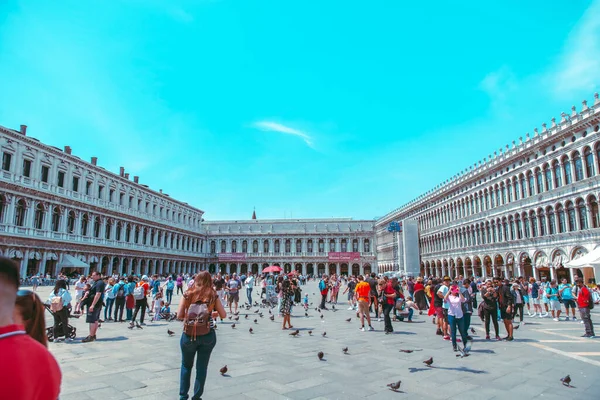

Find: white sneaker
<box><xmin>348</xmin><ymin>307</ymin><xmax>354</xmax><ymax>310</ymax></box>
<box><xmin>368</xmin><ymin>326</ymin><xmax>375</xmax><ymax>331</ymax></box>
<box><xmin>572</xmin><ymin>317</ymin><xmax>577</xmax><ymax>321</ymax></box>
<box><xmin>378</xmin><ymin>318</ymin><xmax>382</xmax><ymax>322</ymax></box>
<box><xmin>360</xmin><ymin>327</ymin><xmax>365</xmax><ymax>332</ymax></box>
<box><xmin>521</xmin><ymin>321</ymin><xmax>525</xmax><ymax>326</ymax></box>
<box><xmin>580</xmin><ymin>320</ymin><xmax>584</xmax><ymax>324</ymax></box>
<box><xmin>553</xmin><ymin>318</ymin><xmax>559</xmax><ymax>322</ymax></box>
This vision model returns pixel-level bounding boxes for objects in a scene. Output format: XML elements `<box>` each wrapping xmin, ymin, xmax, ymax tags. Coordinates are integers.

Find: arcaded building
<box><xmin>377</xmin><ymin>93</ymin><xmax>600</xmax><ymax>283</ymax></box>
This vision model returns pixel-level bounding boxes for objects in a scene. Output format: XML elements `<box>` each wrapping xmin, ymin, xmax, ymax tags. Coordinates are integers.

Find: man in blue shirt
<box><xmin>558</xmin><ymin>278</ymin><xmax>577</xmax><ymax>321</ymax></box>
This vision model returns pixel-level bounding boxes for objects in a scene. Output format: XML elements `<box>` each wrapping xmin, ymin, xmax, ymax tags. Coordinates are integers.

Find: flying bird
<box><xmin>561</xmin><ymin>375</ymin><xmax>572</xmax><ymax>387</ymax></box>
<box><xmin>220</xmin><ymin>365</ymin><xmax>228</xmax><ymax>375</ymax></box>
<box><xmin>167</xmin><ymin>329</ymin><xmax>175</xmax><ymax>336</ymax></box>
<box><xmin>317</xmin><ymin>351</ymin><xmax>324</xmax><ymax>360</ymax></box>
<box><xmin>387</xmin><ymin>381</ymin><xmax>402</xmax><ymax>392</ymax></box>
<box><xmin>289</xmin><ymin>330</ymin><xmax>300</xmax><ymax>337</ymax></box>
<box><xmin>423</xmin><ymin>357</ymin><xmax>433</xmax><ymax>367</ymax></box>
<box><xmin>342</xmin><ymin>347</ymin><xmax>348</xmax><ymax>354</ymax></box>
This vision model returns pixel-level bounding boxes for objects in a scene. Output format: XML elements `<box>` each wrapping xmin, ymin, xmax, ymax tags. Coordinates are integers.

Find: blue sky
<box><xmin>1</xmin><ymin>0</ymin><xmax>599</xmax><ymax>221</ymax></box>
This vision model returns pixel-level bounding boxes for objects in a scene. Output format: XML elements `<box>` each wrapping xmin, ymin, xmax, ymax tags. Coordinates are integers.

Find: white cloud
<box><xmin>252</xmin><ymin>121</ymin><xmax>314</xmax><ymax>148</ymax></box>
<box><xmin>550</xmin><ymin>0</ymin><xmax>600</xmax><ymax>96</ymax></box>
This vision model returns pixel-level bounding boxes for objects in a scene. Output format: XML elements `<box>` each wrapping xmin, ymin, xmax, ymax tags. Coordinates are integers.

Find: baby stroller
<box><xmin>44</xmin><ymin>303</ymin><xmax>77</xmax><ymax>341</ymax></box>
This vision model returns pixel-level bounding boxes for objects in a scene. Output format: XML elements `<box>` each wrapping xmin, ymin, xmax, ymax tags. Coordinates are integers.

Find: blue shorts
<box><xmin>523</xmin><ymin>295</ymin><xmax>529</xmax><ymax>303</ymax></box>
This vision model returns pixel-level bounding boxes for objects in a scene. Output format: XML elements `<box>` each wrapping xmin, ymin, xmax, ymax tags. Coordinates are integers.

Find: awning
<box><xmin>59</xmin><ymin>254</ymin><xmax>89</xmax><ymax>269</ymax></box>
<box><xmin>564</xmin><ymin>248</ymin><xmax>600</xmax><ymax>281</ymax></box>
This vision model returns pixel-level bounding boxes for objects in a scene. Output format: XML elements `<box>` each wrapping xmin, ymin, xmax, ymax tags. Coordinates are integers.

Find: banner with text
<box><xmin>328</xmin><ymin>252</ymin><xmax>361</xmax><ymax>262</ymax></box>
<box><xmin>218</xmin><ymin>253</ymin><xmax>247</xmax><ymax>262</ymax></box>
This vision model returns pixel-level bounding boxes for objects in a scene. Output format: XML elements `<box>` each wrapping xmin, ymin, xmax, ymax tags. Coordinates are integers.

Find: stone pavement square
<box><xmin>32</xmin><ymin>282</ymin><xmax>600</xmax><ymax>399</ymax></box>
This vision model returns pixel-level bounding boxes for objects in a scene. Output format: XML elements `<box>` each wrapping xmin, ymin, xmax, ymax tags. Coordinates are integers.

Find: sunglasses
<box><xmin>17</xmin><ymin>289</ymin><xmax>34</xmax><ymax>297</ymax></box>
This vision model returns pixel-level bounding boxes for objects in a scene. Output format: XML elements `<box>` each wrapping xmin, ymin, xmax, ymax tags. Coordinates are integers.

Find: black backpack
<box><xmin>116</xmin><ymin>283</ymin><xmax>125</xmax><ymax>299</ymax></box>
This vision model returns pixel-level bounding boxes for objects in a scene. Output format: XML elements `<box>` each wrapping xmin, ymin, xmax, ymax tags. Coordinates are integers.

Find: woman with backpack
<box><xmin>178</xmin><ymin>271</ymin><xmax>226</xmax><ymax>400</ymax></box>
<box><xmin>47</xmin><ymin>280</ymin><xmax>72</xmax><ymax>342</ymax></box>
<box><xmin>130</xmin><ymin>275</ymin><xmax>150</xmax><ymax>327</ymax></box>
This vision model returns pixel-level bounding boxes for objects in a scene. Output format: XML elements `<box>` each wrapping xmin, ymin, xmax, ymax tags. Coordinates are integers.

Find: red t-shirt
<box><xmin>384</xmin><ymin>282</ymin><xmax>396</xmax><ymax>305</ymax></box>
<box><xmin>577</xmin><ymin>286</ymin><xmax>591</xmax><ymax>308</ymax></box>
<box><xmin>0</xmin><ymin>324</ymin><xmax>61</xmax><ymax>400</ymax></box>
<box><xmin>414</xmin><ymin>282</ymin><xmax>424</xmax><ymax>292</ymax></box>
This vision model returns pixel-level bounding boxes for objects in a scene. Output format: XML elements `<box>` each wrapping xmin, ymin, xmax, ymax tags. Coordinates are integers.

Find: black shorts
<box><xmin>86</xmin><ymin>306</ymin><xmax>102</xmax><ymax>323</ymax></box>
<box><xmin>500</xmin><ymin>307</ymin><xmax>513</xmax><ymax>320</ymax></box>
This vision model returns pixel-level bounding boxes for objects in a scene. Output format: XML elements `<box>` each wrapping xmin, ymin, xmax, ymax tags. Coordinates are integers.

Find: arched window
<box><xmin>0</xmin><ymin>195</ymin><xmax>5</xmax><ymax>223</ymax></box>
<box><xmin>584</xmin><ymin>148</ymin><xmax>595</xmax><ymax>178</ymax></box>
<box><xmin>274</xmin><ymin>240</ymin><xmax>280</xmax><ymax>253</ymax></box>
<box><xmin>116</xmin><ymin>222</ymin><xmax>122</xmax><ymax>241</ymax></box>
<box><xmin>142</xmin><ymin>227</ymin><xmax>147</xmax><ymax>244</ymax></box>
<box><xmin>318</xmin><ymin>239</ymin><xmax>324</xmax><ymax>253</ymax></box>
<box><xmin>221</xmin><ymin>240</ymin><xmax>226</xmax><ymax>253</ymax></box>
<box><xmin>134</xmin><ymin>226</ymin><xmax>140</xmax><ymax>243</ymax></box>
<box><xmin>148</xmin><ymin>228</ymin><xmax>153</xmax><ymax>245</ymax></box>
<box><xmin>329</xmin><ymin>239</ymin><xmax>335</xmax><ymax>252</ymax></box>
<box><xmin>544</xmin><ymin>165</ymin><xmax>552</xmax><ymax>191</ymax></box>
<box><xmin>573</xmin><ymin>152</ymin><xmax>584</xmax><ymax>181</ymax></box>
<box><xmin>252</xmin><ymin>240</ymin><xmax>258</xmax><ymax>253</ymax></box>
<box><xmin>486</xmin><ymin>224</ymin><xmax>491</xmax><ymax>243</ymax></box>
<box><xmin>285</xmin><ymin>239</ymin><xmax>291</xmax><ymax>253</ymax></box>
<box><xmin>519</xmin><ymin>175</ymin><xmax>527</xmax><ymax>198</ymax></box>
<box><xmin>515</xmin><ymin>216</ymin><xmax>522</xmax><ymax>239</ymax></box>
<box><xmin>307</xmin><ymin>239</ymin><xmax>313</xmax><ymax>253</ymax></box>
<box><xmin>81</xmin><ymin>213</ymin><xmax>89</xmax><ymax>236</ymax></box>
<box><xmin>556</xmin><ymin>205</ymin><xmax>566</xmax><ymax>233</ymax></box>
<box><xmin>103</xmin><ymin>219</ymin><xmax>111</xmax><ymax>240</ymax></box>
<box><xmin>341</xmin><ymin>239</ymin><xmax>347</xmax><ymax>252</ymax></box>
<box><xmin>547</xmin><ymin>207</ymin><xmax>556</xmax><ymax>235</ymax></box>
<box><xmin>514</xmin><ymin>180</ymin><xmax>520</xmax><ymax>201</ymax></box>
<box><xmin>509</xmin><ymin>217</ymin><xmax>515</xmax><ymax>240</ymax></box>
<box><xmin>67</xmin><ymin>211</ymin><xmax>76</xmax><ymax>233</ymax></box>
<box><xmin>527</xmin><ymin>172</ymin><xmax>535</xmax><ymax>196</ymax></box>
<box><xmin>502</xmin><ymin>219</ymin><xmax>509</xmax><ymax>241</ymax></box>
<box><xmin>352</xmin><ymin>239</ymin><xmax>359</xmax><ymax>252</ymax></box>
<box><xmin>34</xmin><ymin>203</ymin><xmax>44</xmax><ymax>230</ymax></box>
<box><xmin>553</xmin><ymin>161</ymin><xmax>562</xmax><ymax>188</ymax></box>
<box><xmin>210</xmin><ymin>240</ymin><xmax>216</xmax><ymax>253</ymax></box>
<box><xmin>51</xmin><ymin>207</ymin><xmax>60</xmax><ymax>232</ymax></box>
<box><xmin>523</xmin><ymin>214</ymin><xmax>530</xmax><ymax>238</ymax></box>
<box><xmin>231</xmin><ymin>240</ymin><xmax>237</xmax><ymax>253</ymax></box>
<box><xmin>536</xmin><ymin>169</ymin><xmax>544</xmax><ymax>193</ymax></box>
<box><xmin>538</xmin><ymin>209</ymin><xmax>546</xmax><ymax>236</ymax></box>
<box><xmin>566</xmin><ymin>202</ymin><xmax>576</xmax><ymax>231</ymax></box>
<box><xmin>590</xmin><ymin>196</ymin><xmax>599</xmax><ymax>228</ymax></box>
<box><xmin>564</xmin><ymin>158</ymin><xmax>573</xmax><ymax>185</ymax></box>
<box><xmin>296</xmin><ymin>239</ymin><xmax>302</xmax><ymax>253</ymax></box>
<box><xmin>530</xmin><ymin>211</ymin><xmax>537</xmax><ymax>237</ymax></box>
<box><xmin>14</xmin><ymin>199</ymin><xmax>26</xmax><ymax>227</ymax></box>
<box><xmin>264</xmin><ymin>240</ymin><xmax>270</xmax><ymax>253</ymax></box>
<box><xmin>94</xmin><ymin>216</ymin><xmax>101</xmax><ymax>238</ymax></box>
<box><xmin>501</xmin><ymin>184</ymin><xmax>507</xmax><ymax>204</ymax></box>
<box><xmin>577</xmin><ymin>199</ymin><xmax>588</xmax><ymax>230</ymax></box>
<box><xmin>157</xmin><ymin>231</ymin><xmax>163</xmax><ymax>247</ymax></box>
<box><xmin>507</xmin><ymin>182</ymin><xmax>513</xmax><ymax>202</ymax></box>
<box><xmin>242</xmin><ymin>240</ymin><xmax>248</xmax><ymax>253</ymax></box>
<box><xmin>125</xmin><ymin>225</ymin><xmax>131</xmax><ymax>242</ymax></box>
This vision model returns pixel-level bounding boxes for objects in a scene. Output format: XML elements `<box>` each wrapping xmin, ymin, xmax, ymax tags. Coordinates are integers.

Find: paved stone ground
<box><xmin>29</xmin><ymin>282</ymin><xmax>600</xmax><ymax>400</ymax></box>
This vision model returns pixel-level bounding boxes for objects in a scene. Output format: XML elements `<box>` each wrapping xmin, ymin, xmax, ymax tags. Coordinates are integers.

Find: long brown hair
<box><xmin>186</xmin><ymin>271</ymin><xmax>216</xmax><ymax>304</ymax></box>
<box><xmin>16</xmin><ymin>291</ymin><xmax>48</xmax><ymax>347</ymax></box>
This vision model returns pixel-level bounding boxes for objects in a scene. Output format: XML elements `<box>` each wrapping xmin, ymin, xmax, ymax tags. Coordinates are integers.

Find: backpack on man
<box><xmin>116</xmin><ymin>283</ymin><xmax>126</xmax><ymax>299</ymax></box>
<box><xmin>133</xmin><ymin>284</ymin><xmax>146</xmax><ymax>300</ymax></box>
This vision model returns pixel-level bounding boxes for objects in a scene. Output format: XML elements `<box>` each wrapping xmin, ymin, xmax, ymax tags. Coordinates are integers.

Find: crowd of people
<box><xmin>4</xmin><ymin>258</ymin><xmax>599</xmax><ymax>400</ymax></box>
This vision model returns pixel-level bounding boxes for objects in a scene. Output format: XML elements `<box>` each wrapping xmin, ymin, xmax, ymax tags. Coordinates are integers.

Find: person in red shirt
<box><xmin>0</xmin><ymin>256</ymin><xmax>61</xmax><ymax>400</ymax></box>
<box><xmin>382</xmin><ymin>277</ymin><xmax>398</xmax><ymax>334</ymax></box>
<box><xmin>575</xmin><ymin>278</ymin><xmax>595</xmax><ymax>338</ymax></box>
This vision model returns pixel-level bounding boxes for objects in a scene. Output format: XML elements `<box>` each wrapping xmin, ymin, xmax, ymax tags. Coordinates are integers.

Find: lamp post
<box><xmin>387</xmin><ymin>221</ymin><xmax>401</xmax><ymax>272</ymax></box>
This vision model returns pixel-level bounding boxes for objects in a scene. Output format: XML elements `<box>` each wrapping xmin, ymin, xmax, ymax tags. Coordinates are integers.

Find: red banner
<box><xmin>328</xmin><ymin>252</ymin><xmax>361</xmax><ymax>262</ymax></box>
<box><xmin>218</xmin><ymin>253</ymin><xmax>247</xmax><ymax>261</ymax></box>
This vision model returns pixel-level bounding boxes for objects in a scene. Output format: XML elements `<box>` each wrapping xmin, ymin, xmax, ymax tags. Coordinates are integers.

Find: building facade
<box><xmin>0</xmin><ymin>124</ymin><xmax>377</xmax><ymax>278</ymax></box>
<box><xmin>0</xmin><ymin>125</ymin><xmax>208</xmax><ymax>278</ymax></box>
<box><xmin>204</xmin><ymin>219</ymin><xmax>376</xmax><ymax>276</ymax></box>
<box><xmin>377</xmin><ymin>93</ymin><xmax>600</xmax><ymax>284</ymax></box>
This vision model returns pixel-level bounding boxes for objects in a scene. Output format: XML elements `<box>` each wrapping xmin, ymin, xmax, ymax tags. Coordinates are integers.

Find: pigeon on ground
<box><xmin>423</xmin><ymin>357</ymin><xmax>433</xmax><ymax>367</ymax></box>
<box><xmin>254</xmin><ymin>319</ymin><xmax>258</xmax><ymax>324</ymax></box>
<box><xmin>231</xmin><ymin>324</ymin><xmax>236</xmax><ymax>329</ymax></box>
<box><xmin>561</xmin><ymin>375</ymin><xmax>571</xmax><ymax>387</ymax></box>
<box><xmin>268</xmin><ymin>309</ymin><xmax>272</xmax><ymax>314</ymax></box>
<box><xmin>269</xmin><ymin>315</ymin><xmax>275</xmax><ymax>321</ymax></box>
<box><xmin>254</xmin><ymin>310</ymin><xmax>259</xmax><ymax>313</ymax></box>
<box><xmin>342</xmin><ymin>347</ymin><xmax>348</xmax><ymax>354</ymax></box>
<box><xmin>399</xmin><ymin>349</ymin><xmax>413</xmax><ymax>353</ymax></box>
<box><xmin>234</xmin><ymin>316</ymin><xmax>239</xmax><ymax>321</ymax></box>
<box><xmin>470</xmin><ymin>328</ymin><xmax>476</xmax><ymax>334</ymax></box>
<box><xmin>513</xmin><ymin>324</ymin><xmax>520</xmax><ymax>330</ymax></box>
<box><xmin>228</xmin><ymin>316</ymin><xmax>232</xmax><ymax>320</ymax></box>
<box><xmin>220</xmin><ymin>365</ymin><xmax>228</xmax><ymax>375</ymax></box>
<box><xmin>387</xmin><ymin>381</ymin><xmax>402</xmax><ymax>392</ymax></box>
<box><xmin>320</xmin><ymin>314</ymin><xmax>324</xmax><ymax>319</ymax></box>
<box><xmin>234</xmin><ymin>311</ymin><xmax>239</xmax><ymax>315</ymax></box>
<box><xmin>128</xmin><ymin>325</ymin><xmax>134</xmax><ymax>330</ymax></box>
<box><xmin>322</xmin><ymin>332</ymin><xmax>327</xmax><ymax>337</ymax></box>
<box><xmin>249</xmin><ymin>328</ymin><xmax>253</xmax><ymax>334</ymax></box>
<box><xmin>245</xmin><ymin>315</ymin><xmax>249</xmax><ymax>319</ymax></box>
<box><xmin>317</xmin><ymin>351</ymin><xmax>324</xmax><ymax>360</ymax></box>
<box><xmin>308</xmin><ymin>330</ymin><xmax>313</xmax><ymax>336</ymax></box>
<box><xmin>167</xmin><ymin>329</ymin><xmax>175</xmax><ymax>336</ymax></box>
<box><xmin>305</xmin><ymin>313</ymin><xmax>309</xmax><ymax>317</ymax></box>
<box><xmin>345</xmin><ymin>318</ymin><xmax>351</xmax><ymax>322</ymax></box>
<box><xmin>289</xmin><ymin>330</ymin><xmax>300</xmax><ymax>337</ymax></box>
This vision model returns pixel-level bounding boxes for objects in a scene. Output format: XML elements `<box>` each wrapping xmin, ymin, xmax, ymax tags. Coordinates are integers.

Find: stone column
<box><xmin>20</xmin><ymin>249</ymin><xmax>30</xmax><ymax>278</ymax></box>
<box><xmin>39</xmin><ymin>252</ymin><xmax>48</xmax><ymax>276</ymax></box>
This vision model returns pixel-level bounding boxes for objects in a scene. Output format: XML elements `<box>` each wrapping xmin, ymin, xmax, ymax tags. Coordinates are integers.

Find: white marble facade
<box><xmin>377</xmin><ymin>94</ymin><xmax>600</xmax><ymax>284</ymax></box>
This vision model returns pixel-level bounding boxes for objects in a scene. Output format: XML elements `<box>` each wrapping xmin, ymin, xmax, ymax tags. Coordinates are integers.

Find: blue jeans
<box><xmin>246</xmin><ymin>288</ymin><xmax>252</xmax><ymax>305</ymax></box>
<box><xmin>104</xmin><ymin>297</ymin><xmax>115</xmax><ymax>320</ymax></box>
<box><xmin>167</xmin><ymin>289</ymin><xmax>174</xmax><ymax>304</ymax></box>
<box><xmin>463</xmin><ymin>312</ymin><xmax>472</xmax><ymax>332</ymax></box>
<box><xmin>180</xmin><ymin>330</ymin><xmax>217</xmax><ymax>400</ymax></box>
<box><xmin>408</xmin><ymin>308</ymin><xmax>414</xmax><ymax>321</ymax></box>
<box><xmin>448</xmin><ymin>315</ymin><xmax>468</xmax><ymax>348</ymax></box>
